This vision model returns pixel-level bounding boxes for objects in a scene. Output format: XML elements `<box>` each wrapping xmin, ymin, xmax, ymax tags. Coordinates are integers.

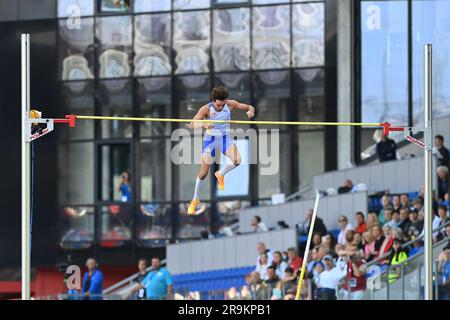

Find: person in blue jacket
<box><xmin>82</xmin><ymin>258</ymin><xmax>104</xmax><ymax>300</ymax></box>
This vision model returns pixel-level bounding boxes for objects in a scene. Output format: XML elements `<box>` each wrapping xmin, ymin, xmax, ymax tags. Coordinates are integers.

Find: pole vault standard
<box><xmin>21</xmin><ymin>34</ymin><xmax>31</xmax><ymax>301</ymax></box>
<box><xmin>20</xmin><ymin>33</ymin><xmax>433</xmax><ymax>300</ymax></box>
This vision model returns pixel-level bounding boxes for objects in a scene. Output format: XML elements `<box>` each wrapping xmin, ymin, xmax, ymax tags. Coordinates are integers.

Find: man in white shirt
<box><xmin>337</xmin><ymin>215</ymin><xmax>354</xmax><ymax>245</ymax></box>
<box><xmin>251</xmin><ymin>215</ymin><xmax>268</xmax><ymax>233</ymax></box>
<box><xmin>315</xmin><ymin>255</ymin><xmax>346</xmax><ymax>300</ymax></box>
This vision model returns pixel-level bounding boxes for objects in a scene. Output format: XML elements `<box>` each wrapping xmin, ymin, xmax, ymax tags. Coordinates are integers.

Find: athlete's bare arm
<box><xmin>227</xmin><ymin>99</ymin><xmax>255</xmax><ymax>118</ymax></box>
<box><xmin>188</xmin><ymin>105</ymin><xmax>213</xmax><ymax>130</ymax></box>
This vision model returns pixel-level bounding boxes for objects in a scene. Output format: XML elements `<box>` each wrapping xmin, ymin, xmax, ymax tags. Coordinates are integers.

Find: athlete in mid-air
<box><xmin>187</xmin><ymin>85</ymin><xmax>255</xmax><ymax>215</ymax></box>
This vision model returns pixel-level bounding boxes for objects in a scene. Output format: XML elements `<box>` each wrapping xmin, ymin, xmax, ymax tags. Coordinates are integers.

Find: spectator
<box><xmin>392</xmin><ymin>195</ymin><xmax>402</xmax><ymax>214</ymax></box>
<box><xmin>82</xmin><ymin>258</ymin><xmax>104</xmax><ymax>300</ymax></box>
<box><xmin>412</xmin><ymin>197</ymin><xmax>423</xmax><ymax>213</ymax></box>
<box><xmin>287</xmin><ymin>247</ymin><xmax>303</xmax><ymax>275</ymax></box>
<box><xmin>434</xmin><ymin>135</ymin><xmax>449</xmax><ymax>169</ymax></box>
<box><xmin>118</xmin><ymin>171</ymin><xmax>132</xmax><ymax>202</ymax></box>
<box><xmin>249</xmin><ymin>272</ymin><xmax>265</xmax><ymax>300</ymax></box>
<box><xmin>322</xmin><ymin>233</ymin><xmax>336</xmax><ymax>253</ymax></box>
<box><xmin>240</xmin><ymin>275</ymin><xmax>252</xmax><ymax>300</ymax></box>
<box><xmin>139</xmin><ymin>257</ymin><xmax>173</xmax><ymax>300</ymax></box>
<box><xmin>127</xmin><ymin>258</ymin><xmax>149</xmax><ymax>300</ymax></box>
<box><xmin>408</xmin><ymin>208</ymin><xmax>424</xmax><ymax>240</ymax></box>
<box><xmin>255</xmin><ymin>253</ymin><xmax>270</xmax><ymax>281</ymax></box>
<box><xmin>272</xmin><ymin>251</ymin><xmax>288</xmax><ymax>279</ymax></box>
<box><xmin>339</xmin><ymin>249</ymin><xmax>367</xmax><ymax>300</ymax></box>
<box><xmin>376</xmin><ymin>131</ymin><xmax>397</xmax><ymax>162</ymax></box>
<box><xmin>400</xmin><ymin>194</ymin><xmax>410</xmax><ymax>209</ymax></box>
<box><xmin>367</xmin><ymin>212</ymin><xmax>379</xmax><ymax>229</ymax></box>
<box><xmin>446</xmin><ymin>225</ymin><xmax>450</xmax><ymax>248</ymax></box>
<box><xmin>281</xmin><ymin>267</ymin><xmax>297</xmax><ymax>294</ymax></box>
<box><xmin>251</xmin><ymin>215</ymin><xmax>268</xmax><ymax>233</ymax></box>
<box><xmin>378</xmin><ymin>195</ymin><xmax>392</xmax><ymax>225</ymax></box>
<box><xmin>371</xmin><ymin>225</ymin><xmax>385</xmax><ymax>261</ymax></box>
<box><xmin>344</xmin><ymin>230</ymin><xmax>355</xmax><ymax>248</ymax></box>
<box><xmin>314</xmin><ymin>255</ymin><xmax>345</xmax><ymax>300</ymax></box>
<box><xmin>337</xmin><ymin>215</ymin><xmax>354</xmax><ymax>245</ymax></box>
<box><xmin>353</xmin><ymin>232</ymin><xmax>364</xmax><ymax>253</ymax></box>
<box><xmin>255</xmin><ymin>242</ymin><xmax>274</xmax><ymax>272</ymax></box>
<box><xmin>434</xmin><ymin>205</ymin><xmax>450</xmax><ymax>242</ymax></box>
<box><xmin>438</xmin><ymin>246</ymin><xmax>450</xmax><ymax>300</ymax></box>
<box><xmin>355</xmin><ymin>212</ymin><xmax>368</xmax><ymax>234</ymax></box>
<box><xmin>296</xmin><ymin>208</ymin><xmax>327</xmax><ymax>236</ymax></box>
<box><xmin>437</xmin><ymin>166</ymin><xmax>450</xmax><ymax>201</ymax></box>
<box><xmin>378</xmin><ymin>225</ymin><xmax>394</xmax><ymax>263</ymax></box>
<box><xmin>338</xmin><ymin>179</ymin><xmax>354</xmax><ymax>194</ymax></box>
<box><xmin>388</xmin><ymin>239</ymin><xmax>408</xmax><ymax>284</ymax></box>
<box><xmin>381</xmin><ymin>208</ymin><xmax>394</xmax><ymax>228</ymax></box>
<box><xmin>409</xmin><ymin>239</ymin><xmax>424</xmax><ymax>256</ymax></box>
<box><xmin>334</xmin><ymin>244</ymin><xmax>347</xmax><ymax>270</ymax></box>
<box><xmin>265</xmin><ymin>266</ymin><xmax>282</xmax><ymax>299</ymax></box>
<box><xmin>311</xmin><ymin>232</ymin><xmax>322</xmax><ymax>249</ymax></box>
<box><xmin>398</xmin><ymin>208</ymin><xmax>412</xmax><ymax>239</ymax></box>
<box><xmin>307</xmin><ymin>246</ymin><xmax>320</xmax><ymax>274</ymax></box>
<box><xmin>387</xmin><ymin>210</ymin><xmax>401</xmax><ymax>229</ymax></box>
<box><xmin>363</xmin><ymin>231</ymin><xmax>375</xmax><ymax>262</ymax></box>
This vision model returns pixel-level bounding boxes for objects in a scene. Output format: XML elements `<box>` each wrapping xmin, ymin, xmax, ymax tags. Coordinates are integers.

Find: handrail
<box><xmin>103</xmin><ymin>259</ymin><xmax>167</xmax><ymax>294</ymax></box>
<box><xmin>367</xmin><ymin>220</ymin><xmax>450</xmax><ymax>267</ymax></box>
<box><xmin>285</xmin><ymin>184</ymin><xmax>313</xmax><ymax>202</ymax></box>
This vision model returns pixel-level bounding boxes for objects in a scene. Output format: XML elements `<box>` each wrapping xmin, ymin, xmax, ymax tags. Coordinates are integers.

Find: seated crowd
<box><xmin>230</xmin><ymin>189</ymin><xmax>450</xmax><ymax>300</ymax></box>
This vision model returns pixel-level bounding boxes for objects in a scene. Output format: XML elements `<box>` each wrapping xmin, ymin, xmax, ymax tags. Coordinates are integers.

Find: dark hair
<box><xmin>267</xmin><ymin>266</ymin><xmax>275</xmax><ymax>271</ymax></box>
<box><xmin>355</xmin><ymin>211</ymin><xmax>365</xmax><ymax>219</ymax></box>
<box><xmin>435</xmin><ymin>135</ymin><xmax>444</xmax><ymax>142</ymax></box>
<box><xmin>122</xmin><ymin>170</ymin><xmax>131</xmax><ymax>182</ymax></box>
<box><xmin>138</xmin><ymin>258</ymin><xmax>148</xmax><ymax>266</ymax></box>
<box><xmin>438</xmin><ymin>205</ymin><xmax>448</xmax><ymax>212</ymax></box>
<box><xmin>211</xmin><ymin>85</ymin><xmax>229</xmax><ymax>101</ymax></box>
<box><xmin>284</xmin><ymin>267</ymin><xmax>294</xmax><ymax>274</ymax></box>
<box><xmin>253</xmin><ymin>215</ymin><xmax>262</xmax><ymax>223</ymax></box>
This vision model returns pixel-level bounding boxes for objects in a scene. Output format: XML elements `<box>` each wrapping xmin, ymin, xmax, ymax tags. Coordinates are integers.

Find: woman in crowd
<box><xmin>272</xmin><ymin>251</ymin><xmax>288</xmax><ymax>279</ymax></box>
<box><xmin>255</xmin><ymin>253</ymin><xmax>270</xmax><ymax>281</ymax></box>
<box><xmin>387</xmin><ymin>238</ymin><xmax>409</xmax><ymax>283</ymax></box>
<box><xmin>378</xmin><ymin>225</ymin><xmax>394</xmax><ymax>264</ymax></box>
<box><xmin>369</xmin><ymin>225</ymin><xmax>385</xmax><ymax>262</ymax></box>
<box><xmin>353</xmin><ymin>232</ymin><xmax>365</xmax><ymax>255</ymax></box>
<box><xmin>363</xmin><ymin>230</ymin><xmax>376</xmax><ymax>262</ymax></box>
<box><xmin>367</xmin><ymin>212</ymin><xmax>379</xmax><ymax>229</ymax></box>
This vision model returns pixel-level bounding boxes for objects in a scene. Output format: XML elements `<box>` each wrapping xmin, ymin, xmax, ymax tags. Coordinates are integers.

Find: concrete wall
<box><xmin>239</xmin><ymin>191</ymin><xmax>368</xmax><ymax>233</ymax></box>
<box><xmin>167</xmin><ymin>228</ymin><xmax>297</xmax><ymax>275</ymax></box>
<box><xmin>314</xmin><ymin>157</ymin><xmax>423</xmax><ymax>194</ymax></box>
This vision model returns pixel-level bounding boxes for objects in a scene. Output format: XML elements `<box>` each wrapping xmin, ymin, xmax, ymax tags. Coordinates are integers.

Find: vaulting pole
<box><xmin>21</xmin><ymin>33</ymin><xmax>31</xmax><ymax>300</ymax></box>
<box><xmin>423</xmin><ymin>43</ymin><xmax>433</xmax><ymax>301</ymax></box>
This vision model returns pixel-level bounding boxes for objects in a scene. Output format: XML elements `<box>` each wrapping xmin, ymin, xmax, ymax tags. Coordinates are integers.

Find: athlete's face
<box><xmin>213</xmin><ymin>99</ymin><xmax>226</xmax><ymax>111</ymax></box>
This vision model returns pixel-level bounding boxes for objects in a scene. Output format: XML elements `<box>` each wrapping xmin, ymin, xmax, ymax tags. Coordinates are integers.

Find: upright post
<box><xmin>423</xmin><ymin>43</ymin><xmax>433</xmax><ymax>301</ymax></box>
<box><xmin>21</xmin><ymin>33</ymin><xmax>31</xmax><ymax>300</ymax></box>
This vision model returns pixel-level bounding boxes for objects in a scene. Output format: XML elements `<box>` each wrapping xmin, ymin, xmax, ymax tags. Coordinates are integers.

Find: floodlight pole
<box><xmin>423</xmin><ymin>44</ymin><xmax>433</xmax><ymax>301</ymax></box>
<box><xmin>21</xmin><ymin>33</ymin><xmax>31</xmax><ymax>300</ymax></box>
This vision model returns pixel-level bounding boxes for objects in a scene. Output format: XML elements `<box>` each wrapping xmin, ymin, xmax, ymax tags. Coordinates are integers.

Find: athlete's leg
<box><xmin>188</xmin><ymin>149</ymin><xmax>214</xmax><ymax>214</ymax></box>
<box><xmin>215</xmin><ymin>142</ymin><xmax>241</xmax><ymax>191</ymax></box>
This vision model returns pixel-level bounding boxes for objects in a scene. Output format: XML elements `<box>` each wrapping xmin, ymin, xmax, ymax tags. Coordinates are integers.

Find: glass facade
<box><xmin>55</xmin><ymin>0</ymin><xmax>331</xmax><ymax>250</ymax></box>
<box><xmin>358</xmin><ymin>0</ymin><xmax>450</xmax><ymax>160</ymax></box>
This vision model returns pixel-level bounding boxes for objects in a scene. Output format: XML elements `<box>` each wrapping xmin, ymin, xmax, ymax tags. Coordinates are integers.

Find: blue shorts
<box><xmin>202</xmin><ymin>133</ymin><xmax>235</xmax><ymax>157</ymax></box>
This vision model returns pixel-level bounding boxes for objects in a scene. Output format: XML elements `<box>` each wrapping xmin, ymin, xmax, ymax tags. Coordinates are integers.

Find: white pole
<box><xmin>423</xmin><ymin>43</ymin><xmax>433</xmax><ymax>300</ymax></box>
<box><xmin>21</xmin><ymin>33</ymin><xmax>31</xmax><ymax>300</ymax></box>
<box><xmin>295</xmin><ymin>192</ymin><xmax>320</xmax><ymax>300</ymax></box>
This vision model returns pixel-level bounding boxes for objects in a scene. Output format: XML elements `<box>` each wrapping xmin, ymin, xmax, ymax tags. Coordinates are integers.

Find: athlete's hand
<box><xmin>246</xmin><ymin>107</ymin><xmax>255</xmax><ymax>119</ymax></box>
<box><xmin>203</xmin><ymin>123</ymin><xmax>214</xmax><ymax>130</ymax></box>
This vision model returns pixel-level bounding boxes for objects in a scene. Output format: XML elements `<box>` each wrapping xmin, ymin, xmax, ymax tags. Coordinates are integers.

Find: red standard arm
<box><xmin>380</xmin><ymin>122</ymin><xmax>404</xmax><ymax>136</ymax></box>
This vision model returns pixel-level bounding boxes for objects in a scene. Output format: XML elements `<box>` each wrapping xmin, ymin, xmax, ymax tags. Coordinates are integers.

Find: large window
<box><xmin>358</xmin><ymin>0</ymin><xmax>450</xmax><ymax>160</ymax></box>
<box><xmin>360</xmin><ymin>1</ymin><xmax>408</xmax><ymax>125</ymax></box>
<box><xmin>412</xmin><ymin>0</ymin><xmax>450</xmax><ymax>126</ymax></box>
